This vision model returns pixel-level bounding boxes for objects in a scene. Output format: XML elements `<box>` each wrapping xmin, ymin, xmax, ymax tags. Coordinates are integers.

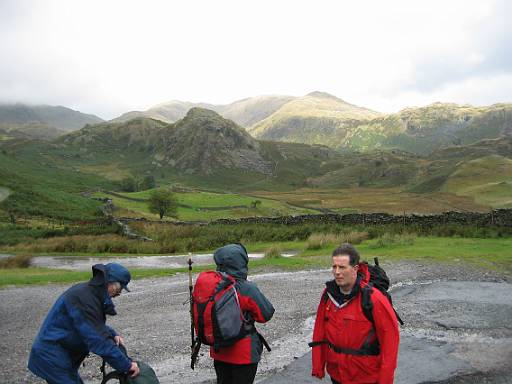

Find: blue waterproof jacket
<box><xmin>28</xmin><ymin>264</ymin><xmax>132</xmax><ymax>383</ymax></box>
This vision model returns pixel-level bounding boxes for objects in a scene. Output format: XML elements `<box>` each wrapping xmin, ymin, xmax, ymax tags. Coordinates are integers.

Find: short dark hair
<box><xmin>332</xmin><ymin>243</ymin><xmax>360</xmax><ymax>266</ymax></box>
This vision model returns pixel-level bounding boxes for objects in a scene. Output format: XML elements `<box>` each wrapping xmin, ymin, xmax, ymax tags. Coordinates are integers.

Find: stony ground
<box><xmin>0</xmin><ymin>261</ymin><xmax>510</xmax><ymax>384</ymax></box>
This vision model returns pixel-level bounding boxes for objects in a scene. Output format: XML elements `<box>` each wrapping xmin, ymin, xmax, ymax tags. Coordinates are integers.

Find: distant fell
<box><xmin>111</xmin><ymin>95</ymin><xmax>294</xmax><ymax>128</ymax></box>
<box><xmin>0</xmin><ymin>103</ymin><xmax>103</xmax><ymax>132</ymax></box>
<box><xmin>112</xmin><ymin>100</ymin><xmax>217</xmax><ymax>124</ymax></box>
<box><xmin>218</xmin><ymin>95</ymin><xmax>295</xmax><ymax>127</ymax></box>
<box><xmin>247</xmin><ymin>91</ymin><xmax>382</xmax><ymax>143</ymax></box>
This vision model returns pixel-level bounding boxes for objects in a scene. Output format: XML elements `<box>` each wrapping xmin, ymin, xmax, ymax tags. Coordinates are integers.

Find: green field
<box><xmin>252</xmin><ymin>187</ymin><xmax>488</xmax><ymax>214</ymax></box>
<box><xmin>93</xmin><ymin>189</ymin><xmax>316</xmax><ymax>221</ymax></box>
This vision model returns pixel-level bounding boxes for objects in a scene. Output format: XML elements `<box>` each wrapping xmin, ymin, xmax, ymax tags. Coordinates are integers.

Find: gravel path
<box><xmin>0</xmin><ymin>261</ymin><xmax>510</xmax><ymax>384</ymax></box>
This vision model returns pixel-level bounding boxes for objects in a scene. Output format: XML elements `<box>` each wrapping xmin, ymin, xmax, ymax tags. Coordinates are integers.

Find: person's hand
<box><xmin>114</xmin><ymin>335</ymin><xmax>124</xmax><ymax>346</ymax></box>
<box><xmin>128</xmin><ymin>361</ymin><xmax>140</xmax><ymax>378</ymax></box>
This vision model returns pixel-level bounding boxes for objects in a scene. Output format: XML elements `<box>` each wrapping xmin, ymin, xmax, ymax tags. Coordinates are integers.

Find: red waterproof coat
<box><xmin>311</xmin><ymin>264</ymin><xmax>399</xmax><ymax>384</ymax></box>
<box><xmin>209</xmin><ymin>244</ymin><xmax>274</xmax><ymax>365</ymax></box>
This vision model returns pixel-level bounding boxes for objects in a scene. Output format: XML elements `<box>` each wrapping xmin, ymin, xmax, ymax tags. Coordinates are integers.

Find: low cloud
<box><xmin>0</xmin><ymin>0</ymin><xmax>510</xmax><ymax>119</ymax></box>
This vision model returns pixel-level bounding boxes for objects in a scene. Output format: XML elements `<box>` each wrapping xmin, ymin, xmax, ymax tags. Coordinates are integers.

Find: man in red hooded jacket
<box><xmin>311</xmin><ymin>243</ymin><xmax>399</xmax><ymax>384</ymax></box>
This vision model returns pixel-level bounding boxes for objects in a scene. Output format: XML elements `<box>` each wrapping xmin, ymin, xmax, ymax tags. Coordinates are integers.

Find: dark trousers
<box><xmin>331</xmin><ymin>379</ymin><xmax>375</xmax><ymax>384</ymax></box>
<box><xmin>214</xmin><ymin>360</ymin><xmax>258</xmax><ymax>384</ymax></box>
<box><xmin>46</xmin><ymin>380</ymin><xmax>83</xmax><ymax>384</ymax></box>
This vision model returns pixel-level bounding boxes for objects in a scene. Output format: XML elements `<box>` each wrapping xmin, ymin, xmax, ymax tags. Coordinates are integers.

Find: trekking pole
<box><xmin>188</xmin><ymin>254</ymin><xmax>201</xmax><ymax>369</ymax></box>
<box><xmin>188</xmin><ymin>254</ymin><xmax>195</xmax><ymax>369</ymax></box>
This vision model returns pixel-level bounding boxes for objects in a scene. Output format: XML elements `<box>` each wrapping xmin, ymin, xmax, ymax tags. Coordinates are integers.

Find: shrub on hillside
<box><xmin>0</xmin><ymin>254</ymin><xmax>32</xmax><ymax>268</ymax></box>
<box><xmin>340</xmin><ymin>231</ymin><xmax>370</xmax><ymax>245</ymax></box>
<box><xmin>264</xmin><ymin>245</ymin><xmax>282</xmax><ymax>259</ymax></box>
<box><xmin>369</xmin><ymin>232</ymin><xmax>417</xmax><ymax>248</ymax></box>
<box><xmin>306</xmin><ymin>233</ymin><xmax>342</xmax><ymax>250</ymax></box>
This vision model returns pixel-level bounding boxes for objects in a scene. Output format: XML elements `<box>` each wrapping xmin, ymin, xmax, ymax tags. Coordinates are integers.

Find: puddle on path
<box><xmin>31</xmin><ymin>251</ymin><xmax>298</xmax><ymax>270</ymax></box>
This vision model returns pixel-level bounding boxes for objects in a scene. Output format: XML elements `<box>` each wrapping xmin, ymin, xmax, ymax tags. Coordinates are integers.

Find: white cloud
<box><xmin>0</xmin><ymin>0</ymin><xmax>510</xmax><ymax>118</ymax></box>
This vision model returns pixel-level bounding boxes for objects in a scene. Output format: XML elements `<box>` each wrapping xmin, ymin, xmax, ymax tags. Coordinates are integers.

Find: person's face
<box><xmin>107</xmin><ymin>282</ymin><xmax>122</xmax><ymax>298</ymax></box>
<box><xmin>332</xmin><ymin>254</ymin><xmax>358</xmax><ymax>292</ymax></box>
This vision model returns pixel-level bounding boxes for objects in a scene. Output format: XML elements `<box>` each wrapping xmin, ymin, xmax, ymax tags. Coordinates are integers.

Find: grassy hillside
<box><xmin>0</xmin><ymin>122</ymin><xmax>65</xmax><ymax>140</ymax></box>
<box><xmin>306</xmin><ymin>150</ymin><xmax>421</xmax><ymax>189</ymax></box>
<box><xmin>112</xmin><ymin>97</ymin><xmax>512</xmax><ymax>157</ymax></box>
<box><xmin>344</xmin><ymin>103</ymin><xmax>512</xmax><ymax>155</ymax></box>
<box><xmin>1</xmin><ymin>109</ymin><xmax>511</xmax><ymax>224</ymax></box>
<box><xmin>442</xmin><ymin>155</ymin><xmax>512</xmax><ymax>208</ymax></box>
<box><xmin>247</xmin><ymin>100</ymin><xmax>512</xmax><ymax>156</ymax></box>
<box><xmin>57</xmin><ymin>110</ymin><xmax>352</xmax><ymax>190</ymax></box>
<box><xmin>0</xmin><ymin>142</ymin><xmax>114</xmax><ymax>220</ymax></box>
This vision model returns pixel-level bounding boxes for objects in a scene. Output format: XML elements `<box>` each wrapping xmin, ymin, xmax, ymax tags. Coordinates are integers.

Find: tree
<box><xmin>148</xmin><ymin>189</ymin><xmax>177</xmax><ymax>220</ymax></box>
<box><xmin>120</xmin><ymin>177</ymin><xmax>137</xmax><ymax>192</ymax></box>
<box><xmin>250</xmin><ymin>200</ymin><xmax>262</xmax><ymax>209</ymax></box>
<box><xmin>139</xmin><ymin>175</ymin><xmax>156</xmax><ymax>190</ymax></box>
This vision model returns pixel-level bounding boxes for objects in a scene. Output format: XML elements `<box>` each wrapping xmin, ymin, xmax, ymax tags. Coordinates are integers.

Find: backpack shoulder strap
<box><xmin>321</xmin><ymin>289</ymin><xmax>329</xmax><ymax>303</ymax></box>
<box><xmin>361</xmin><ymin>284</ymin><xmax>405</xmax><ymax>326</ymax></box>
<box><xmin>361</xmin><ymin>285</ymin><xmax>375</xmax><ymax>327</ymax></box>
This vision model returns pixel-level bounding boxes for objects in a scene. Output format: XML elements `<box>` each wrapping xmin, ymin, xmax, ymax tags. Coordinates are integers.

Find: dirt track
<box><xmin>0</xmin><ymin>261</ymin><xmax>510</xmax><ymax>384</ymax></box>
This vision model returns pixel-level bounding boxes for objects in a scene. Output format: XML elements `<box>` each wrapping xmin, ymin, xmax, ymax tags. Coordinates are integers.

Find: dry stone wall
<box><xmin>209</xmin><ymin>209</ymin><xmax>512</xmax><ymax>227</ymax></box>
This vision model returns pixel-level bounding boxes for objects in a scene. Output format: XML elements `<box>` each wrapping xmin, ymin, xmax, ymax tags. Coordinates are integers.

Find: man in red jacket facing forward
<box><xmin>311</xmin><ymin>243</ymin><xmax>399</xmax><ymax>384</ymax></box>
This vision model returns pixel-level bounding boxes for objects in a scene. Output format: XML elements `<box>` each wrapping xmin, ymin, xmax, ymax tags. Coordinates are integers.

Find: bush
<box><xmin>340</xmin><ymin>231</ymin><xmax>370</xmax><ymax>245</ymax></box>
<box><xmin>369</xmin><ymin>232</ymin><xmax>417</xmax><ymax>248</ymax></box>
<box><xmin>264</xmin><ymin>245</ymin><xmax>282</xmax><ymax>259</ymax></box>
<box><xmin>306</xmin><ymin>233</ymin><xmax>342</xmax><ymax>250</ymax></box>
<box><xmin>0</xmin><ymin>254</ymin><xmax>33</xmax><ymax>268</ymax></box>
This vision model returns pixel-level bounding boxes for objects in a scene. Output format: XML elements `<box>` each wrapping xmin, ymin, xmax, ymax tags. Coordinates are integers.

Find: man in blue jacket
<box><xmin>28</xmin><ymin>263</ymin><xmax>140</xmax><ymax>383</ymax></box>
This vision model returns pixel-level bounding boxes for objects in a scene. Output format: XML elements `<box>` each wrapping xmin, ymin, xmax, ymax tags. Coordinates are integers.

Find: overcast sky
<box><xmin>1</xmin><ymin>0</ymin><xmax>511</xmax><ymax>119</ymax></box>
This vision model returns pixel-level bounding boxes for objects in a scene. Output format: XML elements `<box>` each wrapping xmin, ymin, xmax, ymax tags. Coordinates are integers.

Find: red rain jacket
<box><xmin>311</xmin><ymin>263</ymin><xmax>399</xmax><ymax>384</ymax></box>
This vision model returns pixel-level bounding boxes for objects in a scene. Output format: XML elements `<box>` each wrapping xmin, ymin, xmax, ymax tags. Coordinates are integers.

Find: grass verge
<box><xmin>300</xmin><ymin>236</ymin><xmax>512</xmax><ymax>273</ymax></box>
<box><xmin>1</xmin><ymin>237</ymin><xmax>511</xmax><ymax>287</ymax></box>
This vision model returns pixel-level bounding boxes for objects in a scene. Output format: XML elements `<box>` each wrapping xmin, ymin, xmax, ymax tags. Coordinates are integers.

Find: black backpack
<box><xmin>360</xmin><ymin>257</ymin><xmax>404</xmax><ymax>326</ymax></box>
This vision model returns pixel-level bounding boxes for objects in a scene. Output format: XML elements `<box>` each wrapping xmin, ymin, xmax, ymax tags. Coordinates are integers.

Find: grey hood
<box><xmin>213</xmin><ymin>243</ymin><xmax>248</xmax><ymax>280</ymax></box>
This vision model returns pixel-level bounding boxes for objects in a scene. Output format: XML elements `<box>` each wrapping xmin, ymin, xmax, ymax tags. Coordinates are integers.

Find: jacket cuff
<box><xmin>120</xmin><ymin>357</ymin><xmax>133</xmax><ymax>374</ymax></box>
<box><xmin>106</xmin><ymin>325</ymin><xmax>117</xmax><ymax>337</ymax></box>
<box><xmin>378</xmin><ymin>372</ymin><xmax>394</xmax><ymax>384</ymax></box>
<box><xmin>312</xmin><ymin>369</ymin><xmax>325</xmax><ymax>379</ymax></box>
